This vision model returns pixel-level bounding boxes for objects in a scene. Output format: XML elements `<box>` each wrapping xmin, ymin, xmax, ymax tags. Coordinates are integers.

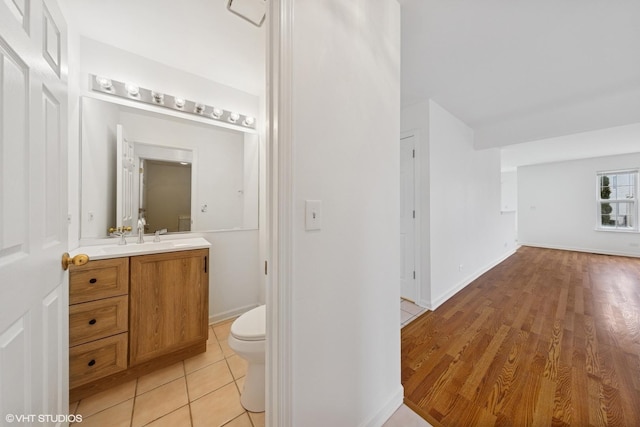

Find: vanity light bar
<box><xmin>90</xmin><ymin>74</ymin><xmax>256</xmax><ymax>130</ymax></box>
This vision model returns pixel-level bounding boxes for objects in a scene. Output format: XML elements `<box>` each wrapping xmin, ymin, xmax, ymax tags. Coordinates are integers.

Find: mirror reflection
<box><xmin>80</xmin><ymin>96</ymin><xmax>259</xmax><ymax>239</ymax></box>
<box><xmin>141</xmin><ymin>159</ymin><xmax>192</xmax><ymax>233</ymax></box>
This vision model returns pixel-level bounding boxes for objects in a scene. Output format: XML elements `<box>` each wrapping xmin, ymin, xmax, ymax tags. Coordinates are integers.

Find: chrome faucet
<box><xmin>108</xmin><ymin>226</ymin><xmax>131</xmax><ymax>245</ymax></box>
<box><xmin>154</xmin><ymin>228</ymin><xmax>168</xmax><ymax>242</ymax></box>
<box><xmin>137</xmin><ymin>218</ymin><xmax>146</xmax><ymax>244</ymax></box>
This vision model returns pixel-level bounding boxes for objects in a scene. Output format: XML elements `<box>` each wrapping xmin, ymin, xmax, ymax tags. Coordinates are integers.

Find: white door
<box><xmin>116</xmin><ymin>124</ymin><xmax>135</xmax><ymax>231</ymax></box>
<box><xmin>0</xmin><ymin>0</ymin><xmax>69</xmax><ymax>423</ymax></box>
<box><xmin>400</xmin><ymin>135</ymin><xmax>416</xmax><ymax>301</ymax></box>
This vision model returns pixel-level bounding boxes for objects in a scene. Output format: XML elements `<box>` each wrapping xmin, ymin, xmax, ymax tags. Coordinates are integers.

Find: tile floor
<box><xmin>70</xmin><ymin>318</ymin><xmax>262</xmax><ymax>427</ymax></box>
<box><xmin>70</xmin><ymin>313</ymin><xmax>430</xmax><ymax>427</ymax></box>
<box><xmin>400</xmin><ymin>298</ymin><xmax>427</xmax><ymax>327</ymax></box>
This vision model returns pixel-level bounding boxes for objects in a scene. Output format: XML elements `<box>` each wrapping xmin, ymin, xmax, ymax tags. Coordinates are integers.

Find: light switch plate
<box><xmin>305</xmin><ymin>200</ymin><xmax>322</xmax><ymax>230</ymax></box>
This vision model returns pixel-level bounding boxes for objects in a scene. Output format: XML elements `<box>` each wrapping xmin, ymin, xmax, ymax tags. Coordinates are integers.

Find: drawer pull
<box><xmin>89</xmin><ymin>278</ymin><xmax>97</xmax><ymax>284</ymax></box>
<box><xmin>88</xmin><ymin>359</ymin><xmax>96</xmax><ymax>367</ymax></box>
<box><xmin>88</xmin><ymin>319</ymin><xmax>97</xmax><ymax>325</ymax></box>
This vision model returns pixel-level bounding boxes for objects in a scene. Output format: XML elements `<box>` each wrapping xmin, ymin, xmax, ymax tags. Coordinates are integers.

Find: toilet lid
<box><xmin>231</xmin><ymin>305</ymin><xmax>266</xmax><ymax>341</ymax></box>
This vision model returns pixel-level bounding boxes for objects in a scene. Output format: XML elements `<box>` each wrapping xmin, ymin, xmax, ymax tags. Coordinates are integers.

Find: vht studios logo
<box><xmin>5</xmin><ymin>414</ymin><xmax>83</xmax><ymax>423</ymax></box>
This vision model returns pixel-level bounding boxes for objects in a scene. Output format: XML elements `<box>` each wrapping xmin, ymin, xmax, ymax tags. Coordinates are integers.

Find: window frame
<box><xmin>595</xmin><ymin>168</ymin><xmax>639</xmax><ymax>232</ymax></box>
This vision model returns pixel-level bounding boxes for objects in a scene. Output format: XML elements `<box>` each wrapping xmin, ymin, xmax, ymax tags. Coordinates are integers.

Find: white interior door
<box><xmin>116</xmin><ymin>124</ymin><xmax>135</xmax><ymax>231</ymax></box>
<box><xmin>400</xmin><ymin>135</ymin><xmax>416</xmax><ymax>301</ymax></box>
<box><xmin>0</xmin><ymin>0</ymin><xmax>68</xmax><ymax>423</ymax></box>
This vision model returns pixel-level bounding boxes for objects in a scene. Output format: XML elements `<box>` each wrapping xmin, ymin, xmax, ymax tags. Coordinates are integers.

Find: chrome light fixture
<box><xmin>89</xmin><ymin>74</ymin><xmax>256</xmax><ymax>130</ymax></box>
<box><xmin>125</xmin><ymin>83</ymin><xmax>139</xmax><ymax>96</ymax></box>
<box><xmin>95</xmin><ymin>76</ymin><xmax>113</xmax><ymax>90</ymax></box>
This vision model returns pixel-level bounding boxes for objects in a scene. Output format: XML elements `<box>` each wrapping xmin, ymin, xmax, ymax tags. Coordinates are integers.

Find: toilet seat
<box><xmin>230</xmin><ymin>305</ymin><xmax>265</xmax><ymax>341</ymax></box>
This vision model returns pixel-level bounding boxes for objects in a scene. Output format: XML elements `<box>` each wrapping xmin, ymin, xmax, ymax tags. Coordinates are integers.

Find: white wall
<box><xmin>67</xmin><ymin>36</ymin><xmax>262</xmax><ymax>320</ymax></box>
<box><xmin>429</xmin><ymin>101</ymin><xmax>517</xmax><ymax>307</ymax></box>
<box><xmin>401</xmin><ymin>100</ymin><xmax>517</xmax><ymax>310</ymax></box>
<box><xmin>289</xmin><ymin>1</ymin><xmax>402</xmax><ymax>426</ymax></box>
<box><xmin>501</xmin><ymin>170</ymin><xmax>517</xmax><ymax>212</ymax></box>
<box><xmin>518</xmin><ymin>152</ymin><xmax>640</xmax><ymax>256</ymax></box>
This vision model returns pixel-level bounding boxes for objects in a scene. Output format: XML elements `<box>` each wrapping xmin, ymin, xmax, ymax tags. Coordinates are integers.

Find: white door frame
<box><xmin>265</xmin><ymin>0</ymin><xmax>294</xmax><ymax>425</ymax></box>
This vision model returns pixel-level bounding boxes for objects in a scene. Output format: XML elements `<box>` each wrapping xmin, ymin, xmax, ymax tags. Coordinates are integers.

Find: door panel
<box><xmin>0</xmin><ymin>0</ymin><xmax>67</xmax><ymax>422</ymax></box>
<box><xmin>116</xmin><ymin>124</ymin><xmax>135</xmax><ymax>231</ymax></box>
<box><xmin>0</xmin><ymin>41</ymin><xmax>28</xmax><ymax>261</ymax></box>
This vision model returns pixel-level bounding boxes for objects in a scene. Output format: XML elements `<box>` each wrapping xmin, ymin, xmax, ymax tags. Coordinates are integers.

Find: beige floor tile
<box><xmin>69</xmin><ymin>401</ymin><xmax>79</xmax><ymax>415</ymax></box>
<box><xmin>184</xmin><ymin>341</ymin><xmax>224</xmax><ymax>373</ymax></box>
<box><xmin>222</xmin><ymin>412</ymin><xmax>252</xmax><ymax>427</ymax></box>
<box><xmin>207</xmin><ymin>326</ymin><xmax>215</xmax><ymax>343</ymax></box>
<box><xmin>187</xmin><ymin>359</ymin><xmax>234</xmax><ymax>401</ymax></box>
<box><xmin>226</xmin><ymin>354</ymin><xmax>248</xmax><ymax>380</ymax></box>
<box><xmin>219</xmin><ymin>338</ymin><xmax>235</xmax><ymax>358</ymax></box>
<box><xmin>401</xmin><ymin>310</ymin><xmax>414</xmax><ymax>325</ymax></box>
<box><xmin>146</xmin><ymin>405</ymin><xmax>192</xmax><ymax>427</ymax></box>
<box><xmin>401</xmin><ymin>300</ymin><xmax>424</xmax><ymax>315</ymax></box>
<box><xmin>382</xmin><ymin>404</ymin><xmax>432</xmax><ymax>427</ymax></box>
<box><xmin>234</xmin><ymin>376</ymin><xmax>246</xmax><ymax>395</ymax></box>
<box><xmin>137</xmin><ymin>361</ymin><xmax>185</xmax><ymax>395</ymax></box>
<box><xmin>213</xmin><ymin>320</ymin><xmax>233</xmax><ymax>342</ymax></box>
<box><xmin>248</xmin><ymin>410</ymin><xmax>265</xmax><ymax>427</ymax></box>
<box><xmin>132</xmin><ymin>377</ymin><xmax>188</xmax><ymax>427</ymax></box>
<box><xmin>74</xmin><ymin>398</ymin><xmax>133</xmax><ymax>427</ymax></box>
<box><xmin>190</xmin><ymin>382</ymin><xmax>245</xmax><ymax>427</ymax></box>
<box><xmin>76</xmin><ymin>380</ymin><xmax>137</xmax><ymax>418</ymax></box>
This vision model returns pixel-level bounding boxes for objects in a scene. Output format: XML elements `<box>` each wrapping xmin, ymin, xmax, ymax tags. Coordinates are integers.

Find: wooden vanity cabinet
<box><xmin>68</xmin><ymin>258</ymin><xmax>129</xmax><ymax>391</ymax></box>
<box><xmin>69</xmin><ymin>248</ymin><xmax>209</xmax><ymax>402</ymax></box>
<box><xmin>129</xmin><ymin>249</ymin><xmax>209</xmax><ymax>366</ymax></box>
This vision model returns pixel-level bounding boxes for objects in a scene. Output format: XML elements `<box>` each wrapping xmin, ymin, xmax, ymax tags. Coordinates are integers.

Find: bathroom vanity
<box><xmin>68</xmin><ymin>238</ymin><xmax>210</xmax><ymax>401</ymax></box>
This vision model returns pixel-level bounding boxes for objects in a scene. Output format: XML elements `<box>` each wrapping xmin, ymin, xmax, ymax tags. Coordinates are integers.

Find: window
<box><xmin>597</xmin><ymin>169</ymin><xmax>638</xmax><ymax>231</ymax></box>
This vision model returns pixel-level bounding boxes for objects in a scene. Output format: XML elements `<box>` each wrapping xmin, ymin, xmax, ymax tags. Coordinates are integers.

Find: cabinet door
<box><xmin>129</xmin><ymin>249</ymin><xmax>209</xmax><ymax>365</ymax></box>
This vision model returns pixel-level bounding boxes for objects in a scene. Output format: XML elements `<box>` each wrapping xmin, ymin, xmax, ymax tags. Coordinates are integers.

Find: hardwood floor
<box><xmin>401</xmin><ymin>246</ymin><xmax>640</xmax><ymax>427</ymax></box>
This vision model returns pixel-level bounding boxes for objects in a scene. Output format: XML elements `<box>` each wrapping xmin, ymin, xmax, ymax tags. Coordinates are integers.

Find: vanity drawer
<box><xmin>70</xmin><ymin>296</ymin><xmax>128</xmax><ymax>347</ymax></box>
<box><xmin>69</xmin><ymin>333</ymin><xmax>128</xmax><ymax>389</ymax></box>
<box><xmin>69</xmin><ymin>258</ymin><xmax>129</xmax><ymax>304</ymax></box>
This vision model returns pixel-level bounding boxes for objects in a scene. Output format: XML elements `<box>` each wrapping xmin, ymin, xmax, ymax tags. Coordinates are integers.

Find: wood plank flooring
<box><xmin>402</xmin><ymin>246</ymin><xmax>640</xmax><ymax>427</ymax></box>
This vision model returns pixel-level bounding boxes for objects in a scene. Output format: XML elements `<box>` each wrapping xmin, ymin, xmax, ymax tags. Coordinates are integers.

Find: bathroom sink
<box><xmin>100</xmin><ymin>241</ymin><xmax>176</xmax><ymax>254</ymax></box>
<box><xmin>71</xmin><ymin>237</ymin><xmax>211</xmax><ymax>260</ymax></box>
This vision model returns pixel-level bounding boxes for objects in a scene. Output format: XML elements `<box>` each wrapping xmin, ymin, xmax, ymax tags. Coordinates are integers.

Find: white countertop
<box><xmin>70</xmin><ymin>237</ymin><xmax>211</xmax><ymax>261</ymax></box>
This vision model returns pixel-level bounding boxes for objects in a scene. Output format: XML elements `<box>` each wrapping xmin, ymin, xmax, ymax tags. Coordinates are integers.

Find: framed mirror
<box><xmin>80</xmin><ymin>96</ymin><xmax>259</xmax><ymax>239</ymax></box>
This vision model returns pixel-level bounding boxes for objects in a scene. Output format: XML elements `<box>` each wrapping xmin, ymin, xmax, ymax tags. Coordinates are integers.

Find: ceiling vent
<box><xmin>227</xmin><ymin>0</ymin><xmax>266</xmax><ymax>27</ymax></box>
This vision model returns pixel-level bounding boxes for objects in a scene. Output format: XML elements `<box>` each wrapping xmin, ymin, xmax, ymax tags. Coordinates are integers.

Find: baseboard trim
<box><xmin>360</xmin><ymin>385</ymin><xmax>404</xmax><ymax>427</ymax></box>
<box><xmin>518</xmin><ymin>242</ymin><xmax>640</xmax><ymax>259</ymax></box>
<box><xmin>428</xmin><ymin>248</ymin><xmax>519</xmax><ymax>311</ymax></box>
<box><xmin>209</xmin><ymin>303</ymin><xmax>259</xmax><ymax>325</ymax></box>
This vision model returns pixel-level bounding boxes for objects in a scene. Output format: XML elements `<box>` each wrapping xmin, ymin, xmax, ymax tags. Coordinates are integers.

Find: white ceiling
<box><xmin>58</xmin><ymin>0</ymin><xmax>265</xmax><ymax>96</ymax></box>
<box><xmin>401</xmin><ymin>0</ymin><xmax>640</xmax><ymax>149</ymax></box>
<box><xmin>59</xmin><ymin>1</ymin><xmax>639</xmax><ymax>161</ymax></box>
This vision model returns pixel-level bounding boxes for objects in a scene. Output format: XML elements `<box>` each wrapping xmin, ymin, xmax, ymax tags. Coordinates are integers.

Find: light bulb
<box><xmin>95</xmin><ymin>76</ymin><xmax>112</xmax><ymax>90</ymax></box>
<box><xmin>125</xmin><ymin>83</ymin><xmax>139</xmax><ymax>96</ymax></box>
<box><xmin>152</xmin><ymin>91</ymin><xmax>164</xmax><ymax>104</ymax></box>
<box><xmin>194</xmin><ymin>103</ymin><xmax>205</xmax><ymax>114</ymax></box>
<box><xmin>243</xmin><ymin>116</ymin><xmax>255</xmax><ymax>127</ymax></box>
<box><xmin>211</xmin><ymin>108</ymin><xmax>223</xmax><ymax>119</ymax></box>
<box><xmin>174</xmin><ymin>98</ymin><xmax>185</xmax><ymax>109</ymax></box>
<box><xmin>228</xmin><ymin>112</ymin><xmax>240</xmax><ymax>123</ymax></box>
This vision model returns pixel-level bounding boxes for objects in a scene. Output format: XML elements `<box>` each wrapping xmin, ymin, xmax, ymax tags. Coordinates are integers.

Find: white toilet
<box><xmin>228</xmin><ymin>304</ymin><xmax>266</xmax><ymax>412</ymax></box>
